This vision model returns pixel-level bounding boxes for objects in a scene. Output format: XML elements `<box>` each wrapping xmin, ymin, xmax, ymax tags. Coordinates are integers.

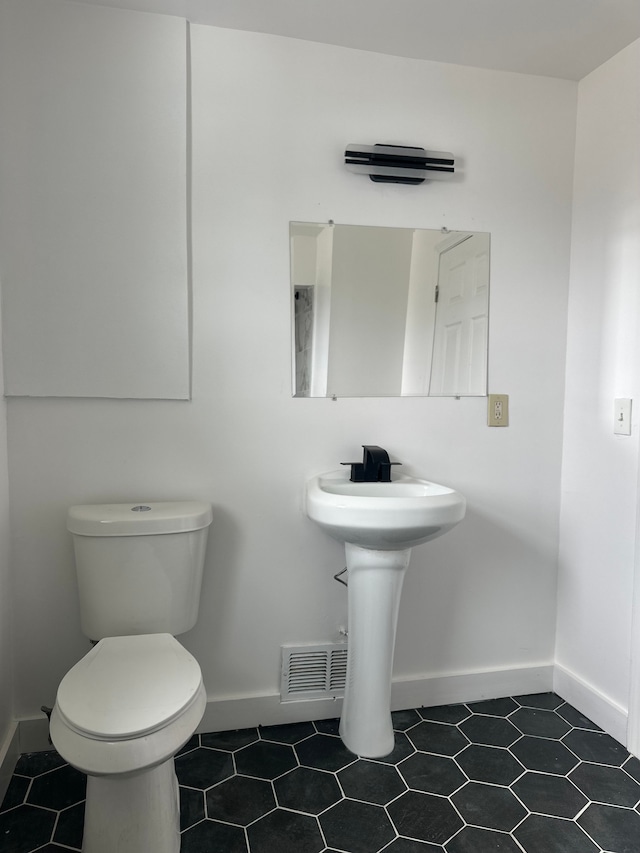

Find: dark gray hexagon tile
<box><xmin>392</xmin><ymin>709</ymin><xmax>422</xmax><ymax>731</ymax></box>
<box><xmin>509</xmin><ymin>707</ymin><xmax>571</xmax><ymax>739</ymax></box>
<box><xmin>175</xmin><ymin>747</ymin><xmax>234</xmax><ymax>789</ymax></box>
<box><xmin>407</xmin><ymin>722</ymin><xmax>468</xmax><ymax>757</ymax></box>
<box><xmin>0</xmin><ymin>774</ymin><xmax>30</xmax><ymax>812</ymax></box>
<box><xmin>0</xmin><ymin>804</ymin><xmax>57</xmax><ymax>853</ymax></box>
<box><xmin>623</xmin><ymin>755</ymin><xmax>640</xmax><ymax>783</ymax></box>
<box><xmin>22</xmin><ymin>846</ymin><xmax>76</xmax><ymax>852</ymax></box>
<box><xmin>338</xmin><ymin>759</ymin><xmax>406</xmax><ymax>805</ymax></box>
<box><xmin>383</xmin><ymin>837</ymin><xmax>443</xmax><ymax>851</ymax></box>
<box><xmin>511</xmin><ymin>772</ymin><xmax>587</xmax><ymax>818</ymax></box>
<box><xmin>570</xmin><ymin>761</ymin><xmax>640</xmax><ymax>807</ymax></box>
<box><xmin>177</xmin><ymin>734</ymin><xmax>200</xmax><ymax>756</ymax></box>
<box><xmin>578</xmin><ymin>802</ymin><xmax>640</xmax><ymax>852</ymax></box>
<box><xmin>206</xmin><ymin>775</ymin><xmax>275</xmax><ymax>825</ymax></box>
<box><xmin>315</xmin><ymin>718</ymin><xmax>341</xmax><ymax>736</ymax></box>
<box><xmin>234</xmin><ymin>740</ymin><xmax>297</xmax><ymax>779</ymax></box>
<box><xmin>451</xmin><ymin>782</ymin><xmax>526</xmax><ymax>832</ymax></box>
<box><xmin>248</xmin><ymin>810</ymin><xmax>324</xmax><ymax>853</ymax></box>
<box><xmin>27</xmin><ymin>764</ymin><xmax>86</xmax><ymax>811</ymax></box>
<box><xmin>513</xmin><ymin>813</ymin><xmax>598</xmax><ymax>853</ymax></box>
<box><xmin>445</xmin><ymin>825</ymin><xmax>523</xmax><ymax>853</ymax></box>
<box><xmin>458</xmin><ymin>715</ymin><xmax>520</xmax><ymax>748</ymax></box>
<box><xmin>180</xmin><ymin>786</ymin><xmax>205</xmax><ymax>831</ymax></box>
<box><xmin>320</xmin><ymin>799</ymin><xmax>395</xmax><ymax>853</ymax></box>
<box><xmin>465</xmin><ymin>697</ymin><xmax>519</xmax><ymax>717</ymax></box>
<box><xmin>455</xmin><ymin>744</ymin><xmax>524</xmax><ymax>785</ymax></box>
<box><xmin>373</xmin><ymin>731</ymin><xmax>416</xmax><ymax>765</ymax></box>
<box><xmin>275</xmin><ymin>766</ymin><xmax>342</xmax><ymax>814</ymax></box>
<box><xmin>14</xmin><ymin>751</ymin><xmax>66</xmax><ymax>777</ymax></box>
<box><xmin>200</xmin><ymin>728</ymin><xmax>258</xmax><ymax>751</ymax></box>
<box><xmin>52</xmin><ymin>801</ymin><xmax>84</xmax><ymax>849</ymax></box>
<box><xmin>260</xmin><ymin>721</ymin><xmax>315</xmax><ymax>744</ymax></box>
<box><xmin>387</xmin><ymin>790</ymin><xmax>463</xmax><ymax>845</ymax></box>
<box><xmin>556</xmin><ymin>702</ymin><xmax>602</xmax><ymax>731</ymax></box>
<box><xmin>510</xmin><ymin>736</ymin><xmax>579</xmax><ymax>775</ymax></box>
<box><xmin>296</xmin><ymin>733</ymin><xmax>356</xmax><ymax>772</ymax></box>
<box><xmin>513</xmin><ymin>693</ymin><xmax>563</xmax><ymax>711</ymax></box>
<box><xmin>181</xmin><ymin>818</ymin><xmax>248</xmax><ymax>853</ymax></box>
<box><xmin>563</xmin><ymin>728</ymin><xmax>630</xmax><ymax>766</ymax></box>
<box><xmin>419</xmin><ymin>705</ymin><xmax>470</xmax><ymax>725</ymax></box>
<box><xmin>399</xmin><ymin>752</ymin><xmax>466</xmax><ymax>796</ymax></box>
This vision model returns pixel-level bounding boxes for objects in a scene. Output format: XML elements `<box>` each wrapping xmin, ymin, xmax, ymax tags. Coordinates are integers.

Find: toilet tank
<box><xmin>67</xmin><ymin>501</ymin><xmax>213</xmax><ymax>640</ymax></box>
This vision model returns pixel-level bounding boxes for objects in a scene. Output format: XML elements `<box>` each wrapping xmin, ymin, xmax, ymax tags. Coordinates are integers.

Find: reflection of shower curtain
<box><xmin>294</xmin><ymin>286</ymin><xmax>314</xmax><ymax>396</ymax></box>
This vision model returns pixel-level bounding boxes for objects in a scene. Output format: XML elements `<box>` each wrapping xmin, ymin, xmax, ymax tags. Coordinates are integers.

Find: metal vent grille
<box><xmin>281</xmin><ymin>643</ymin><xmax>348</xmax><ymax>701</ymax></box>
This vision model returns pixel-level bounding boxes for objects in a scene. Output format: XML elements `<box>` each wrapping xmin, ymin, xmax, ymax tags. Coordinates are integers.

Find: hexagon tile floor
<box><xmin>3</xmin><ymin>693</ymin><xmax>640</xmax><ymax>853</ymax></box>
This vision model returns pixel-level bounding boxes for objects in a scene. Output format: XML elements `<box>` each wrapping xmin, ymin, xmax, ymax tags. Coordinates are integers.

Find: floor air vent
<box><xmin>281</xmin><ymin>643</ymin><xmax>348</xmax><ymax>701</ymax></box>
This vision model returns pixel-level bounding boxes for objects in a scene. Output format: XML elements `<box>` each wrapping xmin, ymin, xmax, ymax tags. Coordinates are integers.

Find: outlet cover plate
<box><xmin>488</xmin><ymin>394</ymin><xmax>509</xmax><ymax>427</ymax></box>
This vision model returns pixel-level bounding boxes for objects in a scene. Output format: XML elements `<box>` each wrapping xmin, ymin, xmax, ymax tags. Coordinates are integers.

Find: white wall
<box><xmin>328</xmin><ymin>226</ymin><xmax>413</xmax><ymax>396</ymax></box>
<box><xmin>0</xmin><ymin>299</ymin><xmax>15</xmax><ymax>793</ymax></box>
<box><xmin>556</xmin><ymin>38</ymin><xmax>640</xmax><ymax>739</ymax></box>
<box><xmin>4</xmin><ymin>6</ymin><xmax>577</xmax><ymax>725</ymax></box>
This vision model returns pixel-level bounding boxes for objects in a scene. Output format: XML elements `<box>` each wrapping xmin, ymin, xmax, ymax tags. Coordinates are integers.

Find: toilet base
<box><xmin>82</xmin><ymin>758</ymin><xmax>180</xmax><ymax>853</ymax></box>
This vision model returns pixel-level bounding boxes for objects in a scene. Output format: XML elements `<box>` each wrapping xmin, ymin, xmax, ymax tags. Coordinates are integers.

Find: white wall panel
<box><xmin>0</xmin><ymin>0</ymin><xmax>189</xmax><ymax>398</ymax></box>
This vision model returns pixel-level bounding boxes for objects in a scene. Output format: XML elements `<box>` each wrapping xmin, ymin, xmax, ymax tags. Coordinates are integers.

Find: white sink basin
<box><xmin>305</xmin><ymin>470</ymin><xmax>466</xmax><ymax>551</ymax></box>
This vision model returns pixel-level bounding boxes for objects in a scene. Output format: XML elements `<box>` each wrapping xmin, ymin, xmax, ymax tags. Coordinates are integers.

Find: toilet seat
<box><xmin>56</xmin><ymin>633</ymin><xmax>203</xmax><ymax>740</ymax></box>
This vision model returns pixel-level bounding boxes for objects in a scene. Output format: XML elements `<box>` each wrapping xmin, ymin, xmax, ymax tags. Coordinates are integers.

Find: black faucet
<box><xmin>341</xmin><ymin>445</ymin><xmax>401</xmax><ymax>483</ymax></box>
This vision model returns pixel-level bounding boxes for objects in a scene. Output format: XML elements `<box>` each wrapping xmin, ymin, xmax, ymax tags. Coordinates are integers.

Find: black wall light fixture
<box><xmin>344</xmin><ymin>143</ymin><xmax>455</xmax><ymax>185</ymax></box>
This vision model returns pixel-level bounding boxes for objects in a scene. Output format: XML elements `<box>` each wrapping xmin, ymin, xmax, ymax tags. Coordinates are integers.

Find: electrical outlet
<box><xmin>488</xmin><ymin>394</ymin><xmax>509</xmax><ymax>427</ymax></box>
<box><xmin>614</xmin><ymin>398</ymin><xmax>632</xmax><ymax>435</ymax></box>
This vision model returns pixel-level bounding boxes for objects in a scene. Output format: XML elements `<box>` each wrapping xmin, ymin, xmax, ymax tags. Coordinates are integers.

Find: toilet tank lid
<box><xmin>67</xmin><ymin>501</ymin><xmax>213</xmax><ymax>536</ymax></box>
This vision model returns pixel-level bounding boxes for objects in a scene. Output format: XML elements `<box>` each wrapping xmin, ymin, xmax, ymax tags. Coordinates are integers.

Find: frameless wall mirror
<box><xmin>290</xmin><ymin>222</ymin><xmax>490</xmax><ymax>398</ymax></box>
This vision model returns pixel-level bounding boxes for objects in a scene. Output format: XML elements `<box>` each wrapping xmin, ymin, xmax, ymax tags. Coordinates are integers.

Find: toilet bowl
<box><xmin>50</xmin><ymin>633</ymin><xmax>207</xmax><ymax>853</ymax></box>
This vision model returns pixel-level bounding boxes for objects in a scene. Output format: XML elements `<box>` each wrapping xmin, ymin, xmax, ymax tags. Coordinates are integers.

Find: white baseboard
<box><xmin>390</xmin><ymin>663</ymin><xmax>554</xmax><ymax>712</ymax></box>
<box><xmin>197</xmin><ymin>692</ymin><xmax>344</xmax><ymax>733</ymax></box>
<box><xmin>553</xmin><ymin>662</ymin><xmax>628</xmax><ymax>746</ymax></box>
<box><xmin>0</xmin><ymin>721</ymin><xmax>19</xmax><ymax>805</ymax></box>
<box><xmin>197</xmin><ymin>663</ymin><xmax>554</xmax><ymax>734</ymax></box>
<box><xmin>18</xmin><ymin>715</ymin><xmax>54</xmax><ymax>754</ymax></box>
<box><xmin>5</xmin><ymin>664</ymin><xmax>630</xmax><ymax>777</ymax></box>
<box><xmin>5</xmin><ymin>661</ymin><xmax>556</xmax><ymax>761</ymax></box>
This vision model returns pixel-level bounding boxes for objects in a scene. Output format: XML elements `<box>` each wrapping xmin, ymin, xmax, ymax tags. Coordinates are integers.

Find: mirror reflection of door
<box><xmin>429</xmin><ymin>233</ymin><xmax>490</xmax><ymax>396</ymax></box>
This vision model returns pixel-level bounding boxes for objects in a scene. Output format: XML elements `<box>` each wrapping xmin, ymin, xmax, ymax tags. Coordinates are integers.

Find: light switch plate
<box><xmin>614</xmin><ymin>398</ymin><xmax>632</xmax><ymax>435</ymax></box>
<box><xmin>488</xmin><ymin>394</ymin><xmax>509</xmax><ymax>427</ymax></box>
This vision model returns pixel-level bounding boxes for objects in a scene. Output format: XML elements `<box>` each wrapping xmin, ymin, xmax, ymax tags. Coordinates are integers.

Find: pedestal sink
<box><xmin>305</xmin><ymin>469</ymin><xmax>466</xmax><ymax>758</ymax></box>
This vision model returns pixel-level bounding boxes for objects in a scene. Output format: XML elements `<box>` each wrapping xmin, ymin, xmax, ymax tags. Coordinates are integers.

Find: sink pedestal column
<box><xmin>339</xmin><ymin>543</ymin><xmax>411</xmax><ymax>758</ymax></box>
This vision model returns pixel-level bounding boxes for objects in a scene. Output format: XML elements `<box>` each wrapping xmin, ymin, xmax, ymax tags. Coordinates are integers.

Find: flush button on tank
<box><xmin>131</xmin><ymin>505</ymin><xmax>152</xmax><ymax>512</ymax></box>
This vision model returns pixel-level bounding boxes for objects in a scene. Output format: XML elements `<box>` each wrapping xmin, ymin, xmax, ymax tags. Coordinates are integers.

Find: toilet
<box><xmin>49</xmin><ymin>501</ymin><xmax>213</xmax><ymax>853</ymax></box>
